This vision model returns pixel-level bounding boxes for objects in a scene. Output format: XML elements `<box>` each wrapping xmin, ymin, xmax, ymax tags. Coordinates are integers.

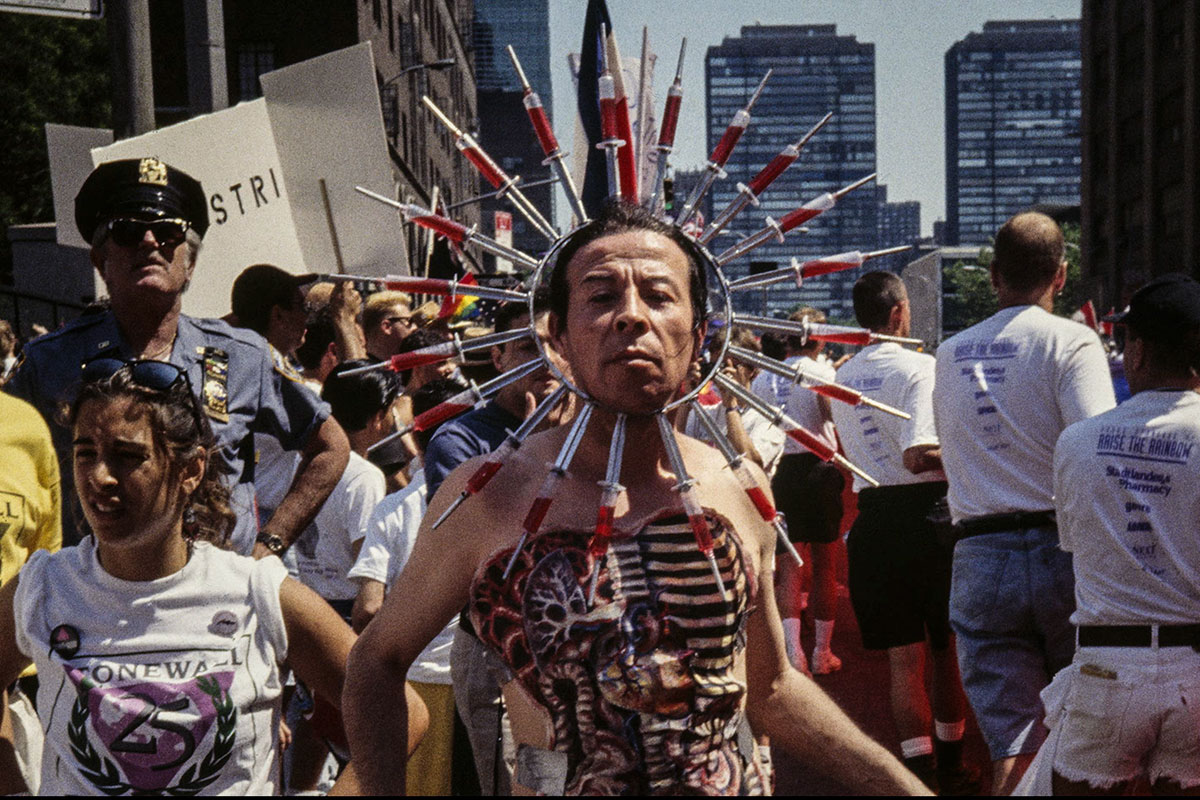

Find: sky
<box><xmin>547</xmin><ymin>0</ymin><xmax>1080</xmax><ymax>236</ymax></box>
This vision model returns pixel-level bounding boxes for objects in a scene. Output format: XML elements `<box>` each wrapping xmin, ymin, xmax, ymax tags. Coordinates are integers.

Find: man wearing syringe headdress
<box><xmin>344</xmin><ymin>202</ymin><xmax>928</xmax><ymax>795</ymax></box>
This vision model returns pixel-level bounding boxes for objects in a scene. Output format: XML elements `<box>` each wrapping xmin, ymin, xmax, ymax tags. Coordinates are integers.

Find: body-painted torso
<box><xmin>469</xmin><ymin>512</ymin><xmax>765</xmax><ymax>795</ymax></box>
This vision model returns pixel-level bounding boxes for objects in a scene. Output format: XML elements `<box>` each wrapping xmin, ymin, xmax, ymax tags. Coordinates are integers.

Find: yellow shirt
<box><xmin>0</xmin><ymin>392</ymin><xmax>61</xmax><ymax>587</ymax></box>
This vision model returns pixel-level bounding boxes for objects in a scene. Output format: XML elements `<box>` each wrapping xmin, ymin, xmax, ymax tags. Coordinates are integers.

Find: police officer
<box><xmin>5</xmin><ymin>158</ymin><xmax>349</xmax><ymax>557</ymax></box>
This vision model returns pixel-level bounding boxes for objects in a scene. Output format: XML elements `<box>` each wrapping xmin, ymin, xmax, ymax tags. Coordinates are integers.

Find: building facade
<box><xmin>876</xmin><ymin>184</ymin><xmax>921</xmax><ymax>273</ymax></box>
<box><xmin>473</xmin><ymin>0</ymin><xmax>554</xmax><ymax>262</ymax></box>
<box><xmin>1082</xmin><ymin>1</ymin><xmax>1200</xmax><ymax>308</ymax></box>
<box><xmin>706</xmin><ymin>25</ymin><xmax>877</xmax><ymax>320</ymax></box>
<box><xmin>148</xmin><ymin>0</ymin><xmax>480</xmax><ymax>272</ymax></box>
<box><xmin>944</xmin><ymin>19</ymin><xmax>1081</xmax><ymax>247</ymax></box>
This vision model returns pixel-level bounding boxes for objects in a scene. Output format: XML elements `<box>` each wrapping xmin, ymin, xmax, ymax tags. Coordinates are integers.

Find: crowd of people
<box><xmin>0</xmin><ymin>155</ymin><xmax>1197</xmax><ymax>797</ymax></box>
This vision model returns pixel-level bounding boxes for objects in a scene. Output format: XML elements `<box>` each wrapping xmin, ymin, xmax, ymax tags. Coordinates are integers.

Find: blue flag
<box><xmin>578</xmin><ymin>0</ymin><xmax>613</xmax><ymax>217</ymax></box>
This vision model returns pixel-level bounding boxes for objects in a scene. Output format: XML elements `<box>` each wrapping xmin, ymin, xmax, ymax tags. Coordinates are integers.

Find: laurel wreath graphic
<box><xmin>68</xmin><ymin>674</ymin><xmax>237</xmax><ymax>796</ymax></box>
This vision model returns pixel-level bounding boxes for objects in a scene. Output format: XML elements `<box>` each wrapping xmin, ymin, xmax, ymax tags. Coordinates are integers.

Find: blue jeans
<box><xmin>949</xmin><ymin>525</ymin><xmax>1075</xmax><ymax>759</ymax></box>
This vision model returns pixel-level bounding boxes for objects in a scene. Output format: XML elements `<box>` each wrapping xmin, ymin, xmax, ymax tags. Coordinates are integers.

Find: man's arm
<box><xmin>254</xmin><ymin>415</ymin><xmax>350</xmax><ymax>558</ymax></box>
<box><xmin>902</xmin><ymin>444</ymin><xmax>942</xmax><ymax>474</ymax></box>
<box><xmin>743</xmin><ymin>507</ymin><xmax>929</xmax><ymax>795</ymax></box>
<box><xmin>343</xmin><ymin>461</ymin><xmax>481</xmax><ymax>794</ymax></box>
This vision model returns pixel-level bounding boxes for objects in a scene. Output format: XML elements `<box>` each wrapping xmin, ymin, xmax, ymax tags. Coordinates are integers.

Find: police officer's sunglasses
<box><xmin>80</xmin><ymin>358</ymin><xmax>205</xmax><ymax>431</ymax></box>
<box><xmin>105</xmin><ymin>217</ymin><xmax>191</xmax><ymax>249</ymax></box>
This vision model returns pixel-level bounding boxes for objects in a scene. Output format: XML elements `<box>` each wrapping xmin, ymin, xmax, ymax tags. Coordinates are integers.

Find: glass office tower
<box><xmin>945</xmin><ymin>20</ymin><xmax>1081</xmax><ymax>246</ymax></box>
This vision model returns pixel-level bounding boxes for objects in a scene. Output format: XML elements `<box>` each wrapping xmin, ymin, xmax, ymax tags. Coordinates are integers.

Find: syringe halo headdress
<box><xmin>352</xmin><ymin>29</ymin><xmax>924</xmax><ymax>592</ymax></box>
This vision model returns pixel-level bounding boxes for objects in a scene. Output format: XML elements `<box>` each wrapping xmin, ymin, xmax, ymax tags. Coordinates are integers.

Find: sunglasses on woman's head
<box><xmin>80</xmin><ymin>358</ymin><xmax>204</xmax><ymax>430</ymax></box>
<box><xmin>105</xmin><ymin>217</ymin><xmax>190</xmax><ymax>249</ymax></box>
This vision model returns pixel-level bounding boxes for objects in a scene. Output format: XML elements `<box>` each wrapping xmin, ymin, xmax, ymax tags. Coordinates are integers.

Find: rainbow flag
<box><xmin>439</xmin><ymin>273</ymin><xmax>481</xmax><ymax>321</ymax></box>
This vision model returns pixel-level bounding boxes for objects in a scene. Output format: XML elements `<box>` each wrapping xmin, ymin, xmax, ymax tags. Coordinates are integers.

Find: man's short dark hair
<box><xmin>1131</xmin><ymin>324</ymin><xmax>1200</xmax><ymax>377</ymax></box>
<box><xmin>322</xmin><ymin>359</ymin><xmax>400</xmax><ymax>432</ymax></box>
<box><xmin>231</xmin><ymin>264</ymin><xmax>313</xmax><ymax>335</ymax></box>
<box><xmin>411</xmin><ymin>377</ymin><xmax>467</xmax><ymax>451</ymax></box>
<box><xmin>852</xmin><ymin>271</ymin><xmax>908</xmax><ymax>331</ymax></box>
<box><xmin>493</xmin><ymin>301</ymin><xmax>530</xmax><ymax>336</ymax></box>
<box><xmin>295</xmin><ymin>309</ymin><xmax>336</xmax><ymax>371</ymax></box>
<box><xmin>548</xmin><ymin>201</ymin><xmax>707</xmax><ymax>327</ymax></box>
<box><xmin>991</xmin><ymin>212</ymin><xmax>1064</xmax><ymax>295</ymax></box>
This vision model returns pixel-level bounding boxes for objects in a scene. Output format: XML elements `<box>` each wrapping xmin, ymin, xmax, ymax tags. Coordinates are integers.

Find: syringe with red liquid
<box><xmin>699</xmin><ymin>112</ymin><xmax>833</xmax><ymax>244</ymax></box>
<box><xmin>688</xmin><ymin>400</ymin><xmax>802</xmax><ymax>567</ymax></box>
<box><xmin>728</xmin><ymin>245</ymin><xmax>911</xmax><ymax>292</ymax></box>
<box><xmin>596</xmin><ymin>26</ymin><xmax>624</xmax><ymax>201</ymax></box>
<box><xmin>712</xmin><ymin>373</ymin><xmax>880</xmax><ymax>488</ymax></box>
<box><xmin>420</xmin><ymin>96</ymin><xmax>557</xmax><ymax>241</ymax></box>
<box><xmin>645</xmin><ymin>38</ymin><xmax>686</xmax><ymax>211</ymax></box>
<box><xmin>655</xmin><ymin>413</ymin><xmax>727</xmax><ymax>598</ymax></box>
<box><xmin>367</xmin><ymin>357</ymin><xmax>546</xmax><ymax>459</ymax></box>
<box><xmin>506</xmin><ymin>45</ymin><xmax>588</xmax><ymax>223</ymax></box>
<box><xmin>354</xmin><ymin>187</ymin><xmax>541</xmax><ymax>270</ymax></box>
<box><xmin>725</xmin><ymin>344</ymin><xmax>912</xmax><ymax>419</ymax></box>
<box><xmin>715</xmin><ymin>173</ymin><xmax>876</xmax><ymax>265</ymax></box>
<box><xmin>431</xmin><ymin>385</ymin><xmax>570</xmax><ymax>530</ymax></box>
<box><xmin>733</xmin><ymin>314</ymin><xmax>924</xmax><ymax>349</ymax></box>
<box><xmin>340</xmin><ymin>327</ymin><xmax>533</xmax><ymax>378</ymax></box>
<box><xmin>503</xmin><ymin>403</ymin><xmax>595</xmax><ymax>580</ymax></box>
<box><xmin>675</xmin><ymin>69</ymin><xmax>772</xmax><ymax>229</ymax></box>
<box><xmin>586</xmin><ymin>413</ymin><xmax>626</xmax><ymax>603</ymax></box>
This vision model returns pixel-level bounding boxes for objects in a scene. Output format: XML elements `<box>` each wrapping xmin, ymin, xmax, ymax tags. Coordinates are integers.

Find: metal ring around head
<box><xmin>527</xmin><ymin>222</ymin><xmax>733</xmax><ymax>415</ymax></box>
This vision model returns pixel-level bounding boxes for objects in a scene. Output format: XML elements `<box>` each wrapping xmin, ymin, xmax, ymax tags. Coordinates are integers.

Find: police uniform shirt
<box><xmin>832</xmin><ymin>342</ymin><xmax>944</xmax><ymax>492</ymax></box>
<box><xmin>933</xmin><ymin>305</ymin><xmax>1115</xmax><ymax>523</ymax></box>
<box><xmin>5</xmin><ymin>311</ymin><xmax>330</xmax><ymax>553</ymax></box>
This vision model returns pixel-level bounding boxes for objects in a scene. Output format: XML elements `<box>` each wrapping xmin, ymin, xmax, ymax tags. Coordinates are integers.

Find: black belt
<box><xmin>1078</xmin><ymin>624</ymin><xmax>1200</xmax><ymax>650</ymax></box>
<box><xmin>954</xmin><ymin>509</ymin><xmax>1056</xmax><ymax>539</ymax></box>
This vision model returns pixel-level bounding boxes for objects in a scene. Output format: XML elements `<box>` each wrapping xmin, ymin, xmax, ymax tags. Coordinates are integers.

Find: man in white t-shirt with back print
<box><xmin>933</xmin><ymin>211</ymin><xmax>1115</xmax><ymax>794</ymax></box>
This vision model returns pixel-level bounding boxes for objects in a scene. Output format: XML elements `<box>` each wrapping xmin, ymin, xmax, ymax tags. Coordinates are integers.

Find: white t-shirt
<box><xmin>347</xmin><ymin>469</ymin><xmax>458</xmax><ymax>685</ymax></box>
<box><xmin>1055</xmin><ymin>389</ymin><xmax>1200</xmax><ymax>626</ymax></box>
<box><xmin>684</xmin><ymin>396</ymin><xmax>787</xmax><ymax>478</ymax></box>
<box><xmin>292</xmin><ymin>451</ymin><xmax>385</xmax><ymax>602</ymax></box>
<box><xmin>782</xmin><ymin>355</ymin><xmax>837</xmax><ymax>455</ymax></box>
<box><xmin>13</xmin><ymin>540</ymin><xmax>289</xmax><ymax>796</ymax></box>
<box><xmin>833</xmin><ymin>343</ymin><xmax>945</xmax><ymax>492</ymax></box>
<box><xmin>933</xmin><ymin>305</ymin><xmax>1116</xmax><ymax>522</ymax></box>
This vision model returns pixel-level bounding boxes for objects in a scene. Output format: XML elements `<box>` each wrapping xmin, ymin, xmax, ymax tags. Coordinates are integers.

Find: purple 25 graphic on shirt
<box><xmin>65</xmin><ymin>666</ymin><xmax>237</xmax><ymax>794</ymax></box>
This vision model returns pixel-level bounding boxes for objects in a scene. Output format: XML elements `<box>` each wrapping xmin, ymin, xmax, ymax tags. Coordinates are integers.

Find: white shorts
<box><xmin>1041</xmin><ymin>645</ymin><xmax>1200</xmax><ymax>789</ymax></box>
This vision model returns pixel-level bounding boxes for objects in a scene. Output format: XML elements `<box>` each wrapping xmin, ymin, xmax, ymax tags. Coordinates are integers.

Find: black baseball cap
<box><xmin>231</xmin><ymin>264</ymin><xmax>320</xmax><ymax>323</ymax></box>
<box><xmin>1106</xmin><ymin>273</ymin><xmax>1200</xmax><ymax>337</ymax></box>
<box><xmin>75</xmin><ymin>157</ymin><xmax>209</xmax><ymax>242</ymax></box>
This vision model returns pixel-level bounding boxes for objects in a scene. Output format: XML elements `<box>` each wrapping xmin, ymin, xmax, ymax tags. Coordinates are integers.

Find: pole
<box><xmin>108</xmin><ymin>0</ymin><xmax>156</xmax><ymax>139</ymax></box>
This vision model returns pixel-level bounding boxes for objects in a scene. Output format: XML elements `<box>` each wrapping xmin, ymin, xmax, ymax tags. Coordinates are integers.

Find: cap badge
<box><xmin>138</xmin><ymin>157</ymin><xmax>169</xmax><ymax>186</ymax></box>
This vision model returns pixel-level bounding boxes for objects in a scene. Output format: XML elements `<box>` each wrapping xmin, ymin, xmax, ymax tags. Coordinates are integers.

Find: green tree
<box><xmin>943</xmin><ymin>223</ymin><xmax>1084</xmax><ymax>331</ymax></box>
<box><xmin>0</xmin><ymin>12</ymin><xmax>111</xmax><ymax>281</ymax></box>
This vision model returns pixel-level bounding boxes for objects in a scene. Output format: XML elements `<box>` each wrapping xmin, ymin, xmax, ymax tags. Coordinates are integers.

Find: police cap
<box><xmin>74</xmin><ymin>157</ymin><xmax>209</xmax><ymax>243</ymax></box>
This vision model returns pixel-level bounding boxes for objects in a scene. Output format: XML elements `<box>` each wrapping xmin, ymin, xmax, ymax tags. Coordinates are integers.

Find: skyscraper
<box><xmin>706</xmin><ymin>25</ymin><xmax>877</xmax><ymax>319</ymax></box>
<box><xmin>945</xmin><ymin>20</ymin><xmax>1081</xmax><ymax>247</ymax></box>
<box><xmin>473</xmin><ymin>0</ymin><xmax>551</xmax><ymax>94</ymax></box>
<box><xmin>876</xmin><ymin>184</ymin><xmax>921</xmax><ymax>274</ymax></box>
<box><xmin>474</xmin><ymin>0</ymin><xmax>554</xmax><ymax>262</ymax></box>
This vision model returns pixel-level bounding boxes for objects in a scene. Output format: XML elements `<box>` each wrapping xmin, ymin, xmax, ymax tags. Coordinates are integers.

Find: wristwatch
<box><xmin>255</xmin><ymin>531</ymin><xmax>287</xmax><ymax>556</ymax></box>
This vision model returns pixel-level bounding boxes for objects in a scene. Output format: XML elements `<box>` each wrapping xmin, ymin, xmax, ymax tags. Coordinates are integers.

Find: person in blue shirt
<box><xmin>5</xmin><ymin>158</ymin><xmax>348</xmax><ymax>557</ymax></box>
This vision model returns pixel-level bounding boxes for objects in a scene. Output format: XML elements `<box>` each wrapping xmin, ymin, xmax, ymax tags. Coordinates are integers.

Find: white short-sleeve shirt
<box><xmin>933</xmin><ymin>305</ymin><xmax>1115</xmax><ymax>522</ymax></box>
<box><xmin>1054</xmin><ymin>389</ymin><xmax>1200</xmax><ymax>626</ymax></box>
<box><xmin>13</xmin><ymin>541</ymin><xmax>290</xmax><ymax>796</ymax></box>
<box><xmin>347</xmin><ymin>469</ymin><xmax>458</xmax><ymax>685</ymax></box>
<box><xmin>833</xmin><ymin>343</ymin><xmax>945</xmax><ymax>491</ymax></box>
<box><xmin>291</xmin><ymin>451</ymin><xmax>385</xmax><ymax>602</ymax></box>
<box><xmin>782</xmin><ymin>355</ymin><xmax>838</xmax><ymax>455</ymax></box>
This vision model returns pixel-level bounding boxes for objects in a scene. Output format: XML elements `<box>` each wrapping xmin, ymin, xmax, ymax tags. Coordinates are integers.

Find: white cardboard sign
<box><xmin>92</xmin><ymin>99</ymin><xmax>308</xmax><ymax>318</ymax></box>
